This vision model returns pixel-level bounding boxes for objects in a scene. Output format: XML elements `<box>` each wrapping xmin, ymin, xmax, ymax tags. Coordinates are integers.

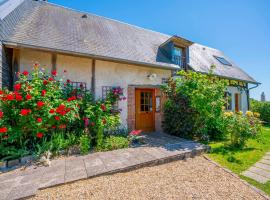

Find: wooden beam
<box><xmin>51</xmin><ymin>53</ymin><xmax>57</xmax><ymax>71</ymax></box>
<box><xmin>12</xmin><ymin>49</ymin><xmax>20</xmax><ymax>84</ymax></box>
<box><xmin>91</xmin><ymin>59</ymin><xmax>96</xmax><ymax>98</ymax></box>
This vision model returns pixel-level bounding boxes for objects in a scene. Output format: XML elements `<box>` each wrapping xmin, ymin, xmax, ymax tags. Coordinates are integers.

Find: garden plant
<box><xmin>0</xmin><ymin>64</ymin><xmax>128</xmax><ymax>161</ymax></box>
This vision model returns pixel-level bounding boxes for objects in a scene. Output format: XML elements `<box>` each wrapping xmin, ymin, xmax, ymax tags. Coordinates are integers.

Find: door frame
<box><xmin>135</xmin><ymin>88</ymin><xmax>156</xmax><ymax>132</ymax></box>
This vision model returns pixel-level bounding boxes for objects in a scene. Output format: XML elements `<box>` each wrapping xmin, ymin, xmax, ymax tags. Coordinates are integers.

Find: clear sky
<box><xmin>50</xmin><ymin>0</ymin><xmax>270</xmax><ymax>101</ymax></box>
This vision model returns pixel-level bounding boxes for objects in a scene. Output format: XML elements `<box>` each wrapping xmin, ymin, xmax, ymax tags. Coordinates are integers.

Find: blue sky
<box><xmin>50</xmin><ymin>0</ymin><xmax>270</xmax><ymax>100</ymax></box>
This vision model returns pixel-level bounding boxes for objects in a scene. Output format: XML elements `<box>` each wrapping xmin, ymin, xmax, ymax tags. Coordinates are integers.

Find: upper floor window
<box><xmin>172</xmin><ymin>46</ymin><xmax>183</xmax><ymax>66</ymax></box>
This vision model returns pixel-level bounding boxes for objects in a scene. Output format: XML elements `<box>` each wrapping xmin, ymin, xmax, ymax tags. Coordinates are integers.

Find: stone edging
<box><xmin>203</xmin><ymin>155</ymin><xmax>270</xmax><ymax>200</ymax></box>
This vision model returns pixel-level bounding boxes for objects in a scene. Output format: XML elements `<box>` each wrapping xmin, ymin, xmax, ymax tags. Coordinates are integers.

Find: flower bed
<box><xmin>0</xmin><ymin>65</ymin><xmax>128</xmax><ymax>162</ymax></box>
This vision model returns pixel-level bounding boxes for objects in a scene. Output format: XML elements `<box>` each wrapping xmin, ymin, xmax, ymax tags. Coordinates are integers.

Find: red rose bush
<box><xmin>0</xmin><ymin>65</ymin><xmax>80</xmax><ymax>159</ymax></box>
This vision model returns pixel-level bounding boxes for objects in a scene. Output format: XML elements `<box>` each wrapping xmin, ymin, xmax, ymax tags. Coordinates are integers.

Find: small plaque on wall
<box><xmin>156</xmin><ymin>96</ymin><xmax>161</xmax><ymax>112</ymax></box>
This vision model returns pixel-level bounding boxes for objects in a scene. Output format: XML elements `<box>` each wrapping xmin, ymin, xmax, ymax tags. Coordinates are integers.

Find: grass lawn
<box><xmin>207</xmin><ymin>125</ymin><xmax>270</xmax><ymax>195</ymax></box>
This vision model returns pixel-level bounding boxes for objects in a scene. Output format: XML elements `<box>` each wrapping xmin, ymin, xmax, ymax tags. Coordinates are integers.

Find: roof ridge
<box><xmin>43</xmin><ymin>0</ymin><xmax>172</xmax><ymax>38</ymax></box>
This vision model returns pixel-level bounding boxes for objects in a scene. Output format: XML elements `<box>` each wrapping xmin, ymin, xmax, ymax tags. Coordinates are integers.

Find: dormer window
<box><xmin>172</xmin><ymin>46</ymin><xmax>183</xmax><ymax>66</ymax></box>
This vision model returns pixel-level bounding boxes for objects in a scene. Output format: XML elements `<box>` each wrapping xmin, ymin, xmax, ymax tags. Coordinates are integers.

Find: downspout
<box><xmin>247</xmin><ymin>83</ymin><xmax>260</xmax><ymax>110</ymax></box>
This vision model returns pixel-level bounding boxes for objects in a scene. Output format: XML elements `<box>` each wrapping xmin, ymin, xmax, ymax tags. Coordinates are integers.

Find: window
<box><xmin>162</xmin><ymin>78</ymin><xmax>169</xmax><ymax>84</ymax></box>
<box><xmin>224</xmin><ymin>92</ymin><xmax>232</xmax><ymax>110</ymax></box>
<box><xmin>140</xmin><ymin>92</ymin><xmax>153</xmax><ymax>112</ymax></box>
<box><xmin>214</xmin><ymin>56</ymin><xmax>232</xmax><ymax>66</ymax></box>
<box><xmin>102</xmin><ymin>86</ymin><xmax>121</xmax><ymax>111</ymax></box>
<box><xmin>70</xmin><ymin>82</ymin><xmax>87</xmax><ymax>98</ymax></box>
<box><xmin>172</xmin><ymin>46</ymin><xmax>183</xmax><ymax>66</ymax></box>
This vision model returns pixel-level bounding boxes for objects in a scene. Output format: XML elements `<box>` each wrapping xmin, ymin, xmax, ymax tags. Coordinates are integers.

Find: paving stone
<box><xmin>260</xmin><ymin>159</ymin><xmax>270</xmax><ymax>165</ymax></box>
<box><xmin>129</xmin><ymin>148</ymin><xmax>157</xmax><ymax>163</ymax></box>
<box><xmin>249</xmin><ymin>166</ymin><xmax>270</xmax><ymax>179</ymax></box>
<box><xmin>242</xmin><ymin>170</ymin><xmax>269</xmax><ymax>183</ymax></box>
<box><xmin>0</xmin><ymin>188</ymin><xmax>12</xmax><ymax>200</ymax></box>
<box><xmin>263</xmin><ymin>155</ymin><xmax>270</xmax><ymax>160</ymax></box>
<box><xmin>98</xmin><ymin>151</ymin><xmax>130</xmax><ymax>171</ymax></box>
<box><xmin>255</xmin><ymin>162</ymin><xmax>270</xmax><ymax>171</ymax></box>
<box><xmin>38</xmin><ymin>174</ymin><xmax>65</xmax><ymax>189</ymax></box>
<box><xmin>142</xmin><ymin>147</ymin><xmax>169</xmax><ymax>159</ymax></box>
<box><xmin>84</xmin><ymin>155</ymin><xmax>107</xmax><ymax>177</ymax></box>
<box><xmin>5</xmin><ymin>183</ymin><xmax>38</xmax><ymax>200</ymax></box>
<box><xmin>65</xmin><ymin>158</ymin><xmax>87</xmax><ymax>183</ymax></box>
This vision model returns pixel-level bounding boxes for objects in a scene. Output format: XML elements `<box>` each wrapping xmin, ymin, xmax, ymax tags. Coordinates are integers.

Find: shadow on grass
<box><xmin>210</xmin><ymin>144</ymin><xmax>260</xmax><ymax>164</ymax></box>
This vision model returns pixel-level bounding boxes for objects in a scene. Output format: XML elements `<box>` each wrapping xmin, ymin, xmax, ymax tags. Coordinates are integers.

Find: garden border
<box><xmin>203</xmin><ymin>155</ymin><xmax>270</xmax><ymax>200</ymax></box>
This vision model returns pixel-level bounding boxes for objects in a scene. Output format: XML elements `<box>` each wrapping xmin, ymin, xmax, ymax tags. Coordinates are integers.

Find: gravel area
<box><xmin>31</xmin><ymin>156</ymin><xmax>267</xmax><ymax>200</ymax></box>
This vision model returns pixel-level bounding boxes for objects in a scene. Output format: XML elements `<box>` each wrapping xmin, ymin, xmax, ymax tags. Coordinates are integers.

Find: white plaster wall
<box><xmin>227</xmin><ymin>86</ymin><xmax>248</xmax><ymax>113</ymax></box>
<box><xmin>95</xmin><ymin>60</ymin><xmax>172</xmax><ymax>127</ymax></box>
<box><xmin>20</xmin><ymin>49</ymin><xmax>52</xmax><ymax>72</ymax></box>
<box><xmin>57</xmin><ymin>55</ymin><xmax>92</xmax><ymax>90</ymax></box>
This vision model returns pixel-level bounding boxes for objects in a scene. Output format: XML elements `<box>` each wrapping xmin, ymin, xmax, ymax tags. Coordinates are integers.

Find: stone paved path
<box><xmin>0</xmin><ymin>132</ymin><xmax>208</xmax><ymax>200</ymax></box>
<box><xmin>242</xmin><ymin>152</ymin><xmax>270</xmax><ymax>183</ymax></box>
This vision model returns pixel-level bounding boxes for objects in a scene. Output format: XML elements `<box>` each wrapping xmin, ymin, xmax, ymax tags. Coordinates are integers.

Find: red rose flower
<box><xmin>41</xmin><ymin>90</ymin><xmax>46</xmax><ymax>96</ymax></box>
<box><xmin>15</xmin><ymin>94</ymin><xmax>23</xmax><ymax>101</ymax></box>
<box><xmin>37</xmin><ymin>118</ymin><xmax>42</xmax><ymax>123</ymax></box>
<box><xmin>58</xmin><ymin>124</ymin><xmax>66</xmax><ymax>129</ymax></box>
<box><xmin>26</xmin><ymin>94</ymin><xmax>32</xmax><ymax>100</ymax></box>
<box><xmin>67</xmin><ymin>96</ymin><xmax>76</xmax><ymax>102</ymax></box>
<box><xmin>43</xmin><ymin>80</ymin><xmax>48</xmax><ymax>85</ymax></box>
<box><xmin>0</xmin><ymin>90</ymin><xmax>4</xmax><ymax>95</ymax></box>
<box><xmin>51</xmin><ymin>125</ymin><xmax>57</xmax><ymax>129</ymax></box>
<box><xmin>37</xmin><ymin>101</ymin><xmax>45</xmax><ymax>108</ymax></box>
<box><xmin>0</xmin><ymin>127</ymin><xmax>7</xmax><ymax>133</ymax></box>
<box><xmin>22</xmin><ymin>71</ymin><xmax>29</xmax><ymax>76</ymax></box>
<box><xmin>101</xmin><ymin>104</ymin><xmax>106</xmax><ymax>111</ymax></box>
<box><xmin>49</xmin><ymin>109</ymin><xmax>55</xmax><ymax>114</ymax></box>
<box><xmin>6</xmin><ymin>94</ymin><xmax>14</xmax><ymax>101</ymax></box>
<box><xmin>0</xmin><ymin>111</ymin><xmax>3</xmax><ymax>118</ymax></box>
<box><xmin>48</xmin><ymin>77</ymin><xmax>54</xmax><ymax>81</ymax></box>
<box><xmin>54</xmin><ymin>116</ymin><xmax>60</xmax><ymax>121</ymax></box>
<box><xmin>21</xmin><ymin>109</ymin><xmax>30</xmax><ymax>116</ymax></box>
<box><xmin>67</xmin><ymin>79</ymin><xmax>71</xmax><ymax>83</ymax></box>
<box><xmin>36</xmin><ymin>132</ymin><xmax>43</xmax><ymax>138</ymax></box>
<box><xmin>14</xmin><ymin>83</ymin><xmax>21</xmax><ymax>91</ymax></box>
<box><xmin>51</xmin><ymin>70</ymin><xmax>57</xmax><ymax>76</ymax></box>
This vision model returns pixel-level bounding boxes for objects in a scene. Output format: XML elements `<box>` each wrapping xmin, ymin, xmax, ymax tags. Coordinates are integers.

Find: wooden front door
<box><xmin>135</xmin><ymin>89</ymin><xmax>155</xmax><ymax>132</ymax></box>
<box><xmin>235</xmin><ymin>93</ymin><xmax>239</xmax><ymax>112</ymax></box>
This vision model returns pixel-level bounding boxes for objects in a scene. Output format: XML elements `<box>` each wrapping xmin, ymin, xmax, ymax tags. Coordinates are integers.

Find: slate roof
<box><xmin>0</xmin><ymin>0</ymin><xmax>258</xmax><ymax>83</ymax></box>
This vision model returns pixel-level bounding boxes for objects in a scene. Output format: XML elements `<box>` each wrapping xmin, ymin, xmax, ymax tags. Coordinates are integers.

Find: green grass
<box><xmin>208</xmin><ymin>126</ymin><xmax>270</xmax><ymax>195</ymax></box>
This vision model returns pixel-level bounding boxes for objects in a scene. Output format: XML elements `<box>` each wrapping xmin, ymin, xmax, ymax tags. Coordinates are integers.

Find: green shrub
<box><xmin>250</xmin><ymin>99</ymin><xmax>270</xmax><ymax>124</ymax></box>
<box><xmin>101</xmin><ymin>135</ymin><xmax>129</xmax><ymax>151</ymax></box>
<box><xmin>79</xmin><ymin>134</ymin><xmax>91</xmax><ymax>155</ymax></box>
<box><xmin>223</xmin><ymin>111</ymin><xmax>262</xmax><ymax>148</ymax></box>
<box><xmin>162</xmin><ymin>69</ymin><xmax>227</xmax><ymax>140</ymax></box>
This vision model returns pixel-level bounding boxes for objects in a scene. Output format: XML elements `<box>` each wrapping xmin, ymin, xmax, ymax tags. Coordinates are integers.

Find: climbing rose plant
<box><xmin>0</xmin><ymin>64</ymin><xmax>80</xmax><ymax>153</ymax></box>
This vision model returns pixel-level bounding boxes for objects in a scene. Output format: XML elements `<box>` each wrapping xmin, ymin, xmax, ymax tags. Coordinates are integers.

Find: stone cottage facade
<box><xmin>0</xmin><ymin>0</ymin><xmax>259</xmax><ymax>131</ymax></box>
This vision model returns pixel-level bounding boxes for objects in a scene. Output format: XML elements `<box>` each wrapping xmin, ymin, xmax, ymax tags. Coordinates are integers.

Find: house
<box><xmin>0</xmin><ymin>0</ymin><xmax>259</xmax><ymax>132</ymax></box>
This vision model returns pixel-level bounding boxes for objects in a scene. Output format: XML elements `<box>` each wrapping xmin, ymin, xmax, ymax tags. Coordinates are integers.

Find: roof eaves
<box><xmin>187</xmin><ymin>64</ymin><xmax>260</xmax><ymax>84</ymax></box>
<box><xmin>3</xmin><ymin>41</ymin><xmax>179</xmax><ymax>70</ymax></box>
